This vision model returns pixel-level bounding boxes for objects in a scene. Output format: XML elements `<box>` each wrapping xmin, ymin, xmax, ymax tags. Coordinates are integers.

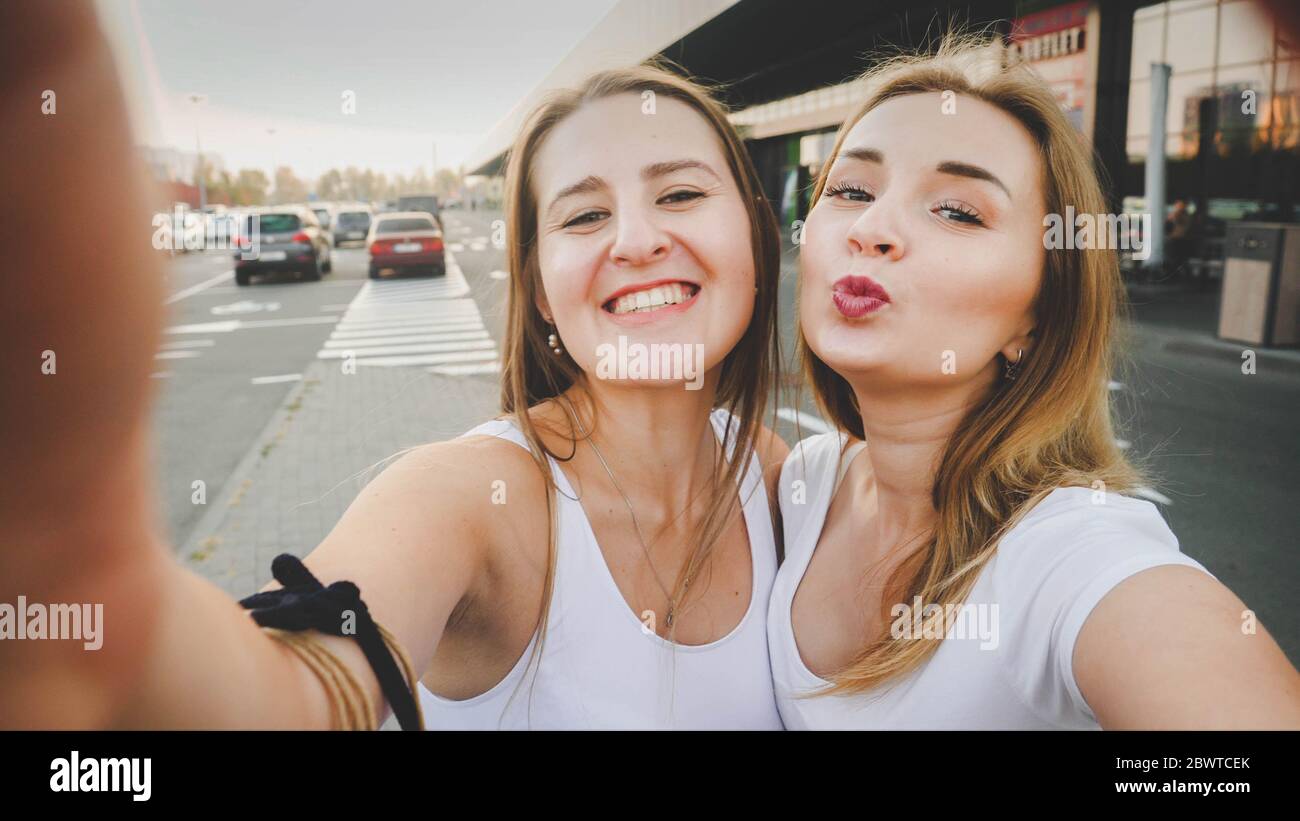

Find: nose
<box><xmin>608</xmin><ymin>204</ymin><xmax>671</xmax><ymax>266</ymax></box>
<box><xmin>845</xmin><ymin>195</ymin><xmax>905</xmax><ymax>261</ymax></box>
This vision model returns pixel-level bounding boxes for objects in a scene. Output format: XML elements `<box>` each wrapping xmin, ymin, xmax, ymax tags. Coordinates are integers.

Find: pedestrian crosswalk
<box><xmin>316</xmin><ymin>251</ymin><xmax>502</xmax><ymax>375</ymax></box>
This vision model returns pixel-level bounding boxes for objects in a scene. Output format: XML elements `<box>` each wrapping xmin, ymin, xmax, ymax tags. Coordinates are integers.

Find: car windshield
<box><xmin>376</xmin><ymin>218</ymin><xmax>434</xmax><ymax>233</ymax></box>
<box><xmin>337</xmin><ymin>212</ymin><xmax>370</xmax><ymax>226</ymax></box>
<box><xmin>256</xmin><ymin>214</ymin><xmax>300</xmax><ymax>233</ymax></box>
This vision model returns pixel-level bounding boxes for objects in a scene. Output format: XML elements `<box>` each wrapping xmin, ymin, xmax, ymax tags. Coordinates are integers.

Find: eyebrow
<box><xmin>545</xmin><ymin>159</ymin><xmax>722</xmax><ymax>218</ymax></box>
<box><xmin>831</xmin><ymin>148</ymin><xmax>1012</xmax><ymax>200</ymax></box>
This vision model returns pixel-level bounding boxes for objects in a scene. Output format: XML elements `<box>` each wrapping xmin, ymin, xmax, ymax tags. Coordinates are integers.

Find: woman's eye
<box><xmin>935</xmin><ymin>201</ymin><xmax>984</xmax><ymax>226</ymax></box>
<box><xmin>659</xmin><ymin>189</ymin><xmax>704</xmax><ymax>205</ymax></box>
<box><xmin>825</xmin><ymin>183</ymin><xmax>873</xmax><ymax>203</ymax></box>
<box><xmin>563</xmin><ymin>210</ymin><xmax>606</xmax><ymax>228</ymax></box>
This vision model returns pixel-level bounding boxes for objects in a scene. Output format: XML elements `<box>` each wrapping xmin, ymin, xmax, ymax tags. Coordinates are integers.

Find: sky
<box><xmin>95</xmin><ymin>0</ymin><xmax>621</xmax><ymax>181</ymax></box>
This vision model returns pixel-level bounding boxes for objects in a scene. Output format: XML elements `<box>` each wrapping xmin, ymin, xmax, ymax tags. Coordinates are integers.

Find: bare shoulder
<box><xmin>368</xmin><ymin>431</ymin><xmax>550</xmax><ymax>538</ymax></box>
<box><xmin>1074</xmin><ymin>564</ymin><xmax>1300</xmax><ymax>728</ymax></box>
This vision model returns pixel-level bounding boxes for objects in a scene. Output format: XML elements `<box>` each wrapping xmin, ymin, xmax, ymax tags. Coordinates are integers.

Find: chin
<box><xmin>807</xmin><ymin>327</ymin><xmax>888</xmax><ymax>370</ymax></box>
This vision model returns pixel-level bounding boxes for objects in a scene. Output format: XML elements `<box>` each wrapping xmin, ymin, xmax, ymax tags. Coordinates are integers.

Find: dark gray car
<box><xmin>234</xmin><ymin>207</ymin><xmax>332</xmax><ymax>285</ymax></box>
<box><xmin>333</xmin><ymin>209</ymin><xmax>373</xmax><ymax>247</ymax></box>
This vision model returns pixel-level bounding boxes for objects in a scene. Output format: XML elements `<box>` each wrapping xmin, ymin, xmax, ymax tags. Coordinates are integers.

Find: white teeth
<box><xmin>608</xmin><ymin>283</ymin><xmax>697</xmax><ymax>315</ymax></box>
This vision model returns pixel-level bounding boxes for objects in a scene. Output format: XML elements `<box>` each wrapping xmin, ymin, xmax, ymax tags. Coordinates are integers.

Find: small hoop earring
<box><xmin>1004</xmin><ymin>347</ymin><xmax>1023</xmax><ymax>381</ymax></box>
<box><xmin>547</xmin><ymin>326</ymin><xmax>564</xmax><ymax>356</ymax></box>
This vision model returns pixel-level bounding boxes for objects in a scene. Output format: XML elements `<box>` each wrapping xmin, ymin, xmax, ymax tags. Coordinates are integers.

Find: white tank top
<box><xmin>769</xmin><ymin>432</ymin><xmax>1215</xmax><ymax>729</ymax></box>
<box><xmin>419</xmin><ymin>407</ymin><xmax>784</xmax><ymax>729</ymax></box>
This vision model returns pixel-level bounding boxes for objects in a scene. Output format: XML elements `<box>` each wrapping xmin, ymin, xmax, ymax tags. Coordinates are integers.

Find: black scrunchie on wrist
<box><xmin>238</xmin><ymin>553</ymin><xmax>422</xmax><ymax>731</ymax></box>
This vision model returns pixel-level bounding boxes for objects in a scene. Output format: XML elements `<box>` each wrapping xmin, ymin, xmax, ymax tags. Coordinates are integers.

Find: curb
<box><xmin>176</xmin><ymin>367</ymin><xmax>319</xmax><ymax>575</ymax></box>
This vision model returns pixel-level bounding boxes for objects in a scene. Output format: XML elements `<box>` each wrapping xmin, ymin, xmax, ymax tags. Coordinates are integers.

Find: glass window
<box><xmin>1275</xmin><ymin>57</ymin><xmax>1300</xmax><ymax>91</ymax></box>
<box><xmin>1128</xmin><ymin>77</ymin><xmax>1152</xmax><ymax>136</ymax></box>
<box><xmin>1131</xmin><ymin>14</ymin><xmax>1165</xmax><ymax>80</ymax></box>
<box><xmin>256</xmin><ymin>214</ymin><xmax>300</xmax><ymax>233</ymax></box>
<box><xmin>1127</xmin><ymin>134</ymin><xmax>1150</xmax><ymax>161</ymax></box>
<box><xmin>1166</xmin><ymin>5</ymin><xmax>1219</xmax><ymax>73</ymax></box>
<box><xmin>1167</xmin><ymin>69</ymin><xmax>1216</xmax><ymax>141</ymax></box>
<box><xmin>1218</xmin><ymin>0</ymin><xmax>1275</xmax><ymax>66</ymax></box>
<box><xmin>375</xmin><ymin>218</ymin><xmax>436</xmax><ymax>233</ymax></box>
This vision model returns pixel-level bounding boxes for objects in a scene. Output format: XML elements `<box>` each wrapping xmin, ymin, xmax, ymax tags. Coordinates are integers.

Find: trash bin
<box><xmin>1217</xmin><ymin>222</ymin><xmax>1300</xmax><ymax>346</ymax></box>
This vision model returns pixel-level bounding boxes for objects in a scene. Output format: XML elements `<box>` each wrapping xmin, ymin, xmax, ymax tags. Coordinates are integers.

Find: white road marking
<box><xmin>322</xmin><ymin>330</ymin><xmax>490</xmax><ymax>348</ymax></box>
<box><xmin>250</xmin><ymin>373</ymin><xmax>303</xmax><ymax>385</ymax></box>
<box><xmin>314</xmin><ymin>250</ymin><xmax>500</xmax><ymax>373</ymax></box>
<box><xmin>1108</xmin><ymin>380</ymin><xmax>1124</xmax><ymax>391</ymax></box>
<box><xmin>320</xmin><ymin>339</ymin><xmax>496</xmax><ymax>359</ymax></box>
<box><xmin>336</xmin><ymin>312</ymin><xmax>482</xmax><ymax>330</ymax></box>
<box><xmin>431</xmin><ymin>361</ymin><xmax>502</xmax><ymax>376</ymax></box>
<box><xmin>151</xmin><ymin>371</ymin><xmax>173</xmax><ymax>379</ymax></box>
<box><xmin>359</xmin><ymin>349</ymin><xmax>500</xmax><ymax>367</ymax></box>
<box><xmin>165</xmin><ymin>316</ymin><xmax>339</xmax><ymax>334</ymax></box>
<box><xmin>159</xmin><ymin>339</ymin><xmax>215</xmax><ymax>350</ymax></box>
<box><xmin>165</xmin><ymin>270</ymin><xmax>233</xmax><ymax>304</ymax></box>
<box><xmin>166</xmin><ymin>320</ymin><xmax>241</xmax><ymax>334</ymax></box>
<box><xmin>155</xmin><ymin>350</ymin><xmax>202</xmax><ymax>360</ymax></box>
<box><xmin>489</xmin><ymin>270</ymin><xmax>509</xmax><ymax>280</ymax></box>
<box><xmin>211</xmin><ymin>300</ymin><xmax>281</xmax><ymax>315</ymax></box>
<box><xmin>328</xmin><ymin>322</ymin><xmax>486</xmax><ymax>339</ymax></box>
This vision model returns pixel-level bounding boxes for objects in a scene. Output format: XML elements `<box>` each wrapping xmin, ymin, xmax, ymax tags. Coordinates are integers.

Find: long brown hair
<box><xmin>797</xmin><ymin>33</ymin><xmax>1148</xmax><ymax>696</ymax></box>
<box><xmin>497</xmin><ymin>59</ymin><xmax>782</xmax><ymax>718</ymax></box>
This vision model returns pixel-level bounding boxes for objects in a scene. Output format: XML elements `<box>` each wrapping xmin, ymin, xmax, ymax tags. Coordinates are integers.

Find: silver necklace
<box><xmin>558</xmin><ymin>394</ymin><xmax>697</xmax><ymax>630</ymax></box>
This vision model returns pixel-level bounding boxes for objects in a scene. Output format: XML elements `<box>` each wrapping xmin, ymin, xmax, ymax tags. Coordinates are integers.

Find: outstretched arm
<box><xmin>0</xmin><ymin>1</ymin><xmax>489</xmax><ymax>730</ymax></box>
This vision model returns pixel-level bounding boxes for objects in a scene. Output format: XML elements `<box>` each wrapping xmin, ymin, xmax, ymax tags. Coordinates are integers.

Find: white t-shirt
<box><xmin>769</xmin><ymin>432</ymin><xmax>1216</xmax><ymax>729</ymax></box>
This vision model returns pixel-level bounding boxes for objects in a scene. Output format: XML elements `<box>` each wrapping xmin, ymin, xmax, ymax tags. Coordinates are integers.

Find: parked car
<box><xmin>333</xmin><ymin>208</ymin><xmax>373</xmax><ymax>247</ymax></box>
<box><xmin>367</xmin><ymin>212</ymin><xmax>444</xmax><ymax>279</ymax></box>
<box><xmin>234</xmin><ymin>206</ymin><xmax>332</xmax><ymax>285</ymax></box>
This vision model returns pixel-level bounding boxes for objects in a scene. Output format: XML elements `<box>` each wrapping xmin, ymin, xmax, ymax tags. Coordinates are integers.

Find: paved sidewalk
<box><xmin>179</xmin><ymin>361</ymin><xmax>499</xmax><ymax>597</ymax></box>
<box><xmin>1123</xmin><ymin>281</ymin><xmax>1300</xmax><ymax>376</ymax></box>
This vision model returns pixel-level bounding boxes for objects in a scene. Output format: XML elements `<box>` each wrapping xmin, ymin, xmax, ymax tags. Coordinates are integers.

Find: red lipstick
<box><xmin>831</xmin><ymin>275</ymin><xmax>891</xmax><ymax>318</ymax></box>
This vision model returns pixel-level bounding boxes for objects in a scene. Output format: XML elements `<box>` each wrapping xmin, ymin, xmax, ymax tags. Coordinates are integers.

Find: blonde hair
<box><xmin>497</xmin><ymin>59</ymin><xmax>782</xmax><ymax>720</ymax></box>
<box><xmin>797</xmin><ymin>32</ymin><xmax>1148</xmax><ymax>697</ymax></box>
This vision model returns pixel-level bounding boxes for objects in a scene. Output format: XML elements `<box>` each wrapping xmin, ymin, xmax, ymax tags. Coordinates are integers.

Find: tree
<box><xmin>316</xmin><ymin>168</ymin><xmax>343</xmax><ymax>201</ymax></box>
<box><xmin>272</xmin><ymin>166</ymin><xmax>308</xmax><ymax>204</ymax></box>
<box><xmin>435</xmin><ymin>167</ymin><xmax>461</xmax><ymax>199</ymax></box>
<box><xmin>232</xmin><ymin>169</ymin><xmax>269</xmax><ymax>205</ymax></box>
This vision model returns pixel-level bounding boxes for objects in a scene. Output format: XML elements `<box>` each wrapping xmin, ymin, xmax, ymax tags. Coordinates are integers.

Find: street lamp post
<box><xmin>188</xmin><ymin>93</ymin><xmax>207</xmax><ymax>211</ymax></box>
<box><xmin>266</xmin><ymin>128</ymin><xmax>278</xmax><ymax>204</ymax></box>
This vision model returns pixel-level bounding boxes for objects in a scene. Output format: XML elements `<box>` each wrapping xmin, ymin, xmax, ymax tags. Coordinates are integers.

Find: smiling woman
<box><xmin>410</xmin><ymin>60</ymin><xmax>790</xmax><ymax>728</ymax></box>
<box><xmin>0</xmin><ymin>16</ymin><xmax>789</xmax><ymax>731</ymax></box>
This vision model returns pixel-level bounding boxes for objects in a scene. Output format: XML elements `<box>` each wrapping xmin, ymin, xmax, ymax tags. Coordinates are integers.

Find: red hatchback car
<box><xmin>367</xmin><ymin>212</ymin><xmax>445</xmax><ymax>279</ymax></box>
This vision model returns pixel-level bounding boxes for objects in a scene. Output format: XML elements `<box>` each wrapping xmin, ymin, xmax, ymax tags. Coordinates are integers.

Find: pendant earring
<box><xmin>547</xmin><ymin>326</ymin><xmax>564</xmax><ymax>356</ymax></box>
<box><xmin>1004</xmin><ymin>347</ymin><xmax>1023</xmax><ymax>381</ymax></box>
